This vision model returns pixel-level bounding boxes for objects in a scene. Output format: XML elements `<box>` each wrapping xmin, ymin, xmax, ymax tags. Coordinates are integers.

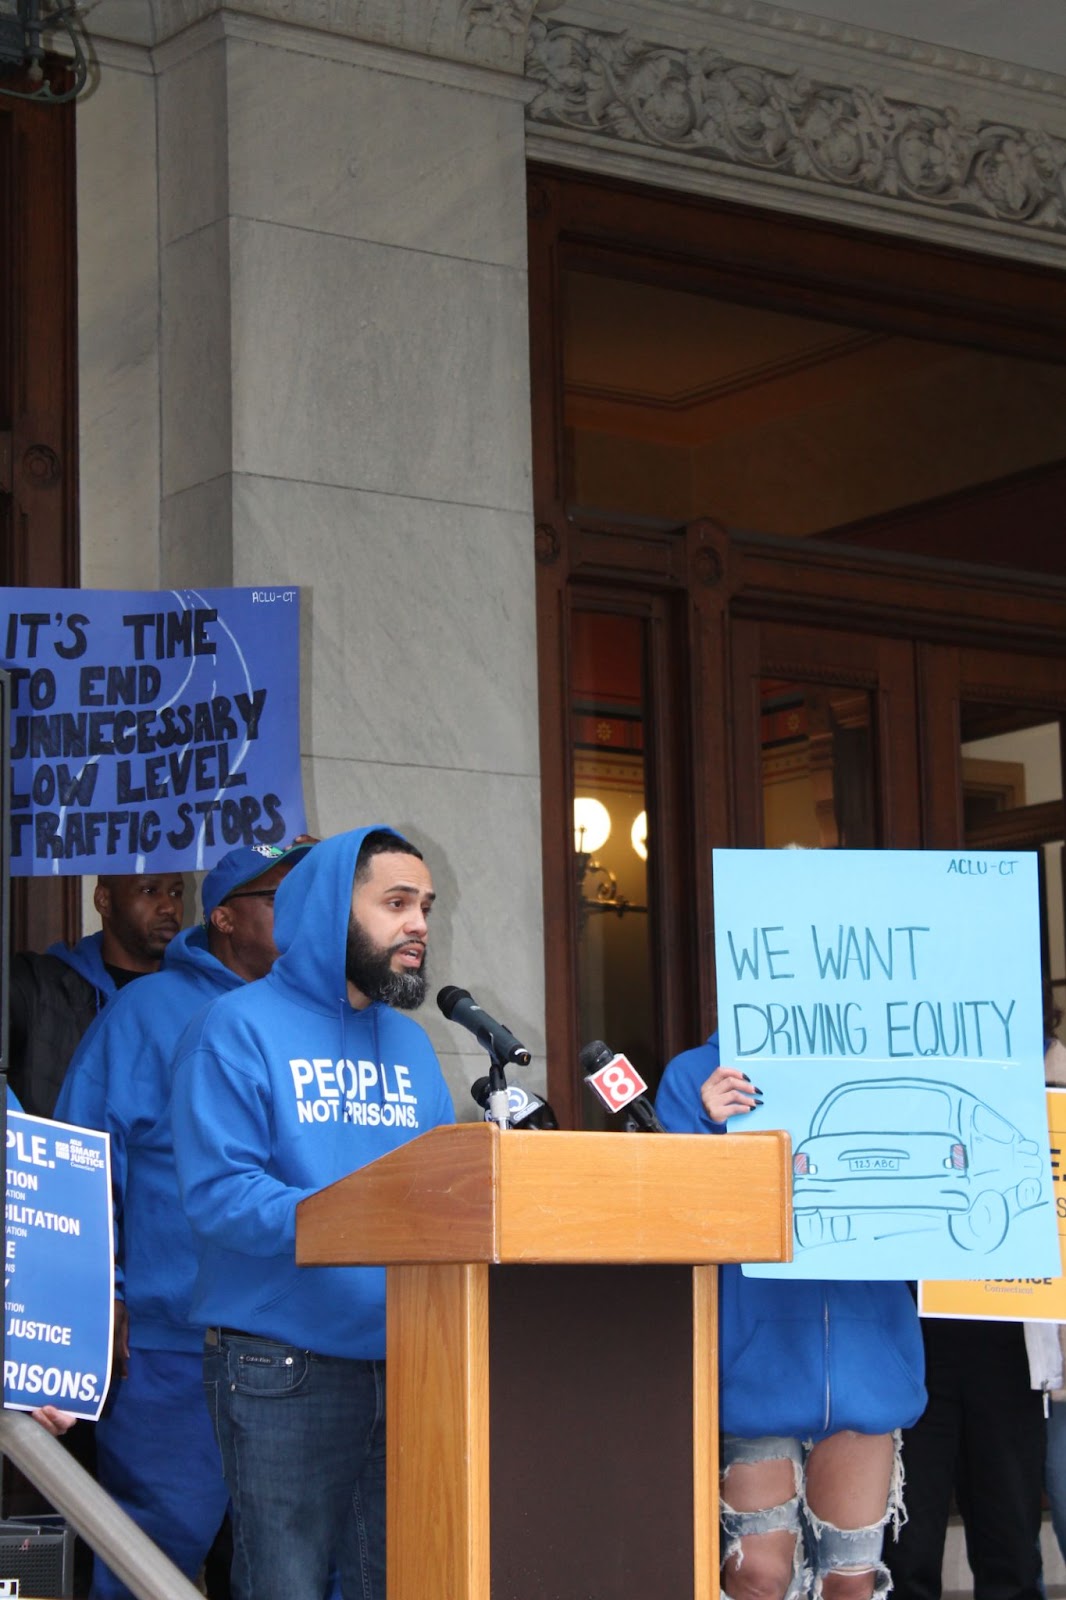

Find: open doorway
<box><xmin>530</xmin><ymin>165</ymin><xmax>1066</xmax><ymax>1123</ymax></box>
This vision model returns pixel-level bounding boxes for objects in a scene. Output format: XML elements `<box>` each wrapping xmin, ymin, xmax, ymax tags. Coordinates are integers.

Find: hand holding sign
<box><xmin>4</xmin><ymin>1113</ymin><xmax>114</xmax><ymax>1421</ymax></box>
<box><xmin>700</xmin><ymin>1067</ymin><xmax>762</xmax><ymax>1122</ymax></box>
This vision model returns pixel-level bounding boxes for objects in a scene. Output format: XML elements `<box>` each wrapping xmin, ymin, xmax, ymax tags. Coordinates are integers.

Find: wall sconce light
<box><xmin>573</xmin><ymin>796</ymin><xmax>611</xmax><ymax>856</ymax></box>
<box><xmin>573</xmin><ymin>796</ymin><xmax>646</xmax><ymax>923</ymax></box>
<box><xmin>0</xmin><ymin>1</ymin><xmax>90</xmax><ymax>103</ymax></box>
<box><xmin>630</xmin><ymin>809</ymin><xmax>647</xmax><ymax>862</ymax></box>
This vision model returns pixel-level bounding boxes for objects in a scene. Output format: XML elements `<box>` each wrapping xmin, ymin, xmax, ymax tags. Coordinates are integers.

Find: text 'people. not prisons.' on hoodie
<box><xmin>288</xmin><ymin>1055</ymin><xmax>423</xmax><ymax>1127</ymax></box>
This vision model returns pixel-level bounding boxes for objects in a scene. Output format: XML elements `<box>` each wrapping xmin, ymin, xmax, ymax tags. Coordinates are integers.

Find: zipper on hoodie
<box><xmin>822</xmin><ymin>1290</ymin><xmax>831</xmax><ymax>1433</ymax></box>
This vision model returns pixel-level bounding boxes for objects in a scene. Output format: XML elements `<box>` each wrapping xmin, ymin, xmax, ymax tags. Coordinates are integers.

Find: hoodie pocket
<box><xmin>723</xmin><ymin>1321</ymin><xmax>826</xmax><ymax>1436</ymax></box>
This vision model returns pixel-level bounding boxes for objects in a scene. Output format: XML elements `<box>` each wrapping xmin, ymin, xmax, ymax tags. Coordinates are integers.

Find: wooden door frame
<box><xmin>920</xmin><ymin>645</ymin><xmax>1066</xmax><ymax>850</ymax></box>
<box><xmin>1</xmin><ymin>88</ymin><xmax>79</xmax><ymax>952</ymax></box>
<box><xmin>529</xmin><ymin>163</ymin><xmax>1066</xmax><ymax>1122</ymax></box>
<box><xmin>730</xmin><ymin>617</ymin><xmax>923</xmax><ymax>850</ymax></box>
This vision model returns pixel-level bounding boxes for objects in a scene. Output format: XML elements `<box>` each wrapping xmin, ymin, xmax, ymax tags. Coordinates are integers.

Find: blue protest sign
<box><xmin>4</xmin><ymin>1112</ymin><xmax>113</xmax><ymax>1421</ymax></box>
<box><xmin>1</xmin><ymin>587</ymin><xmax>305</xmax><ymax>875</ymax></box>
<box><xmin>712</xmin><ymin>848</ymin><xmax>1058</xmax><ymax>1280</ymax></box>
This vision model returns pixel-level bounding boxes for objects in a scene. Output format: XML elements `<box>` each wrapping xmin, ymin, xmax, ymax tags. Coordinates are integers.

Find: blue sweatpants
<box><xmin>91</xmin><ymin>1347</ymin><xmax>230</xmax><ymax>1600</ymax></box>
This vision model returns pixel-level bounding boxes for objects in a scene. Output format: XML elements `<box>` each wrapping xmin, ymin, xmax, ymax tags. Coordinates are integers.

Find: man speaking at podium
<box><xmin>171</xmin><ymin>826</ymin><xmax>455</xmax><ymax>1600</ymax></box>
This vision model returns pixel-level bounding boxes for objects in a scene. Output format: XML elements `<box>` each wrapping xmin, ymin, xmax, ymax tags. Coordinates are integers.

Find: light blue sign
<box><xmin>4</xmin><ymin>1112</ymin><xmax>114</xmax><ymax>1421</ymax></box>
<box><xmin>713</xmin><ymin>848</ymin><xmax>1058</xmax><ymax>1280</ymax></box>
<box><xmin>1</xmin><ymin>586</ymin><xmax>305</xmax><ymax>875</ymax></box>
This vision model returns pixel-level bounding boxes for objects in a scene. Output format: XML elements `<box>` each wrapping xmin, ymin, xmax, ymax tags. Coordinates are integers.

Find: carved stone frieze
<box><xmin>526</xmin><ymin>20</ymin><xmax>1066</xmax><ymax>236</ymax></box>
<box><xmin>461</xmin><ymin>0</ymin><xmax>539</xmax><ymax>65</ymax></box>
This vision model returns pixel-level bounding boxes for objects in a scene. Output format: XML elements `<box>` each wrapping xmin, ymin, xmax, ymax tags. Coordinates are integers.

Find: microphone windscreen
<box><xmin>578</xmin><ymin>1039</ymin><xmax>613</xmax><ymax>1074</ymax></box>
<box><xmin>437</xmin><ymin>985</ymin><xmax>469</xmax><ymax>1018</ymax></box>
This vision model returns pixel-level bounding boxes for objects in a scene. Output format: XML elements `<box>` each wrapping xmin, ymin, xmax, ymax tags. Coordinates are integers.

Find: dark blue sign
<box><xmin>1</xmin><ymin>587</ymin><xmax>305</xmax><ymax>875</ymax></box>
<box><xmin>4</xmin><ymin>1112</ymin><xmax>113</xmax><ymax>1421</ymax></box>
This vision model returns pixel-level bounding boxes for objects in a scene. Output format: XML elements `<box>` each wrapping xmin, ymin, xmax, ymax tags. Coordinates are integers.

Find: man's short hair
<box><xmin>354</xmin><ymin>829</ymin><xmax>423</xmax><ymax>885</ymax></box>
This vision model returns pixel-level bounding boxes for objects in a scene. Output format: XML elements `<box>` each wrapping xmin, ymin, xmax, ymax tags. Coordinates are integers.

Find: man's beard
<box><xmin>345</xmin><ymin>913</ymin><xmax>427</xmax><ymax>1010</ymax></box>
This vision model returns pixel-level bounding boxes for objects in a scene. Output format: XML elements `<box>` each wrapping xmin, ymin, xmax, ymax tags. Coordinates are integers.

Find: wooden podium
<box><xmin>297</xmin><ymin>1123</ymin><xmax>791</xmax><ymax>1600</ymax></box>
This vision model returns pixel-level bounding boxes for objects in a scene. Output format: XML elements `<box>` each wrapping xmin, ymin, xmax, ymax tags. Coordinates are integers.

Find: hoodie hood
<box><xmin>162</xmin><ymin>923</ymin><xmax>245</xmax><ymax>992</ymax></box>
<box><xmin>269</xmin><ymin>824</ymin><xmax>403</xmax><ymax>1014</ymax></box>
<box><xmin>46</xmin><ymin>931</ymin><xmax>115</xmax><ymax>998</ymax></box>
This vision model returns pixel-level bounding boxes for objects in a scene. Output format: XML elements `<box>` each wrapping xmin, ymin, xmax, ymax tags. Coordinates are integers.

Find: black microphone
<box><xmin>438</xmin><ymin>986</ymin><xmax>532</xmax><ymax>1067</ymax></box>
<box><xmin>579</xmin><ymin>1039</ymin><xmax>665</xmax><ymax>1133</ymax></box>
<box><xmin>470</xmin><ymin>1077</ymin><xmax>559</xmax><ymax>1130</ymax></box>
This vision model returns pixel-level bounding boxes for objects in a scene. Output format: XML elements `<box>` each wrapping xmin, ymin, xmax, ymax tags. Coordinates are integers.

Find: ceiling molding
<box><xmin>568</xmin><ymin>330</ymin><xmax>883</xmax><ymax>414</ymax></box>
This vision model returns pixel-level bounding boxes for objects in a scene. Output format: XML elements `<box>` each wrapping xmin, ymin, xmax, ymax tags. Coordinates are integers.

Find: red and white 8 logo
<box><xmin>587</xmin><ymin>1054</ymin><xmax>648</xmax><ymax>1112</ymax></box>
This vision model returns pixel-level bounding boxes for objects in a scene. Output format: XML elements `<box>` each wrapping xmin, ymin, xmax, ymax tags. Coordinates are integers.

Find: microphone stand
<box><xmin>484</xmin><ymin>1053</ymin><xmax>513</xmax><ymax>1130</ymax></box>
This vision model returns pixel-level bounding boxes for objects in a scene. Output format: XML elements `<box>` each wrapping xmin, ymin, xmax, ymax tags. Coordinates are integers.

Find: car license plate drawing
<box><xmin>712</xmin><ymin>849</ymin><xmax>1058</xmax><ymax>1281</ymax></box>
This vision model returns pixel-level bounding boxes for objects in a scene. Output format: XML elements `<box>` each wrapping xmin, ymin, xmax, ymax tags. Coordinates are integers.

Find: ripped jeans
<box><xmin>720</xmin><ymin>1432</ymin><xmax>905</xmax><ymax>1600</ymax></box>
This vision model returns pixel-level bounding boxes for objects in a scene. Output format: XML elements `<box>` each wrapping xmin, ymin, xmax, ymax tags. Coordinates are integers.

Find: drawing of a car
<box><xmin>791</xmin><ymin>1078</ymin><xmax>1045</xmax><ymax>1253</ymax></box>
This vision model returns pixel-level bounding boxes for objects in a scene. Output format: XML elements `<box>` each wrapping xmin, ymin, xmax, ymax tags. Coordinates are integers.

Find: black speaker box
<box><xmin>0</xmin><ymin>1515</ymin><xmax>74</xmax><ymax>1597</ymax></box>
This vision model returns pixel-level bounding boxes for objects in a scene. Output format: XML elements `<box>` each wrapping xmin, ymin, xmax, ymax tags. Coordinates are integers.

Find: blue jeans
<box><xmin>91</xmin><ymin>1348</ymin><xmax>230</xmax><ymax>1600</ymax></box>
<box><xmin>720</xmin><ymin>1433</ymin><xmax>902</xmax><ymax>1600</ymax></box>
<box><xmin>203</xmin><ymin>1331</ymin><xmax>386</xmax><ymax>1600</ymax></box>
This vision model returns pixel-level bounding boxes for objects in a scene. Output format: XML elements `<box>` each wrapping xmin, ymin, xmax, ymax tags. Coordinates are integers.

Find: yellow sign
<box><xmin>919</xmin><ymin>1088</ymin><xmax>1066</xmax><ymax>1321</ymax></box>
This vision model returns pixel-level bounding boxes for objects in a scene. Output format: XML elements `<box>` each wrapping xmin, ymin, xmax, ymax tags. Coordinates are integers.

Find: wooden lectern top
<box><xmin>297</xmin><ymin>1122</ymin><xmax>792</xmax><ymax>1268</ymax></box>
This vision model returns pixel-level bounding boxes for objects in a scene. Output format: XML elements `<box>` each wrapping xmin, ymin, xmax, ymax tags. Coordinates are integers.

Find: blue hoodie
<box><xmin>47</xmin><ymin>930</ymin><xmax>117</xmax><ymax>1001</ymax></box>
<box><xmin>55</xmin><ymin>925</ymin><xmax>246</xmax><ymax>1353</ymax></box>
<box><xmin>170</xmin><ymin>825</ymin><xmax>455</xmax><ymax>1359</ymax></box>
<box><xmin>655</xmin><ymin>1033</ymin><xmax>926</xmax><ymax>1441</ymax></box>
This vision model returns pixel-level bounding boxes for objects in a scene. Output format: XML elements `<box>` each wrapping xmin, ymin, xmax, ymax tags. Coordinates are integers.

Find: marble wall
<box><xmin>97</xmin><ymin>15</ymin><xmax>546</xmax><ymax>1106</ymax></box>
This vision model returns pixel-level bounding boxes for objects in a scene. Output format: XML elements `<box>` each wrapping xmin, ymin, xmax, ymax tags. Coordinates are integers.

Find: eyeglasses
<box><xmin>223</xmin><ymin>889</ymin><xmax>277</xmax><ymax>904</ymax></box>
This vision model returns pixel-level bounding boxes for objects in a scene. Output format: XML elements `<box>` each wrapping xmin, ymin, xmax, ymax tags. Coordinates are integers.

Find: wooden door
<box><xmin>537</xmin><ymin>513</ymin><xmax>1066</xmax><ymax>1122</ymax></box>
<box><xmin>529</xmin><ymin>164</ymin><xmax>1066</xmax><ymax>1122</ymax></box>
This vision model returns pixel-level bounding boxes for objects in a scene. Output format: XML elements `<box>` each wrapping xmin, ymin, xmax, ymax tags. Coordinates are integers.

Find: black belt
<box><xmin>204</xmin><ymin>1325</ymin><xmax>261</xmax><ymax>1345</ymax></box>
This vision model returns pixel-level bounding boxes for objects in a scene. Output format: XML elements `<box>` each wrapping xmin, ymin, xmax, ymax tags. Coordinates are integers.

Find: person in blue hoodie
<box><xmin>171</xmin><ymin>824</ymin><xmax>455</xmax><ymax>1600</ymax></box>
<box><xmin>9</xmin><ymin>871</ymin><xmax>186</xmax><ymax>1117</ymax></box>
<box><xmin>56</xmin><ymin>842</ymin><xmax>313</xmax><ymax>1600</ymax></box>
<box><xmin>656</xmin><ymin>1033</ymin><xmax>927</xmax><ymax>1600</ymax></box>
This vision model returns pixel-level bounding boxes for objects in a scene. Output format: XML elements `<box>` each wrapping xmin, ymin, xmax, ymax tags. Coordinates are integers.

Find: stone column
<box><xmin>89</xmin><ymin>0</ymin><xmax>548</xmax><ymax>1101</ymax></box>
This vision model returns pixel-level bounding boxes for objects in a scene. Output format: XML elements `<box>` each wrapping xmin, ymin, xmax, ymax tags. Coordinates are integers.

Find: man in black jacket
<box><xmin>8</xmin><ymin>872</ymin><xmax>185</xmax><ymax>1116</ymax></box>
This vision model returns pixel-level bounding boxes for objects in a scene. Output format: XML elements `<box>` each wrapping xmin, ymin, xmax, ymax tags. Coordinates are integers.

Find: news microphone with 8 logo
<box><xmin>579</xmin><ymin>1040</ymin><xmax>665</xmax><ymax>1132</ymax></box>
